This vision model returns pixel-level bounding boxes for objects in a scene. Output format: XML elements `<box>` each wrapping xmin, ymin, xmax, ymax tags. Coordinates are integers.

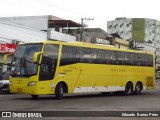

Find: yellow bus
<box><xmin>4</xmin><ymin>41</ymin><xmax>155</xmax><ymax>99</ymax></box>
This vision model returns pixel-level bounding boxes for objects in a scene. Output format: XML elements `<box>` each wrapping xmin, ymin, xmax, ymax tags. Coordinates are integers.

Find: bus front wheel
<box><xmin>124</xmin><ymin>82</ymin><xmax>133</xmax><ymax>96</ymax></box>
<box><xmin>55</xmin><ymin>83</ymin><xmax>64</xmax><ymax>100</ymax></box>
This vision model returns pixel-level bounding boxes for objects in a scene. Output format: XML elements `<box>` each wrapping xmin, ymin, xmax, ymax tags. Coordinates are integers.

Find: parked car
<box><xmin>0</xmin><ymin>71</ymin><xmax>10</xmax><ymax>93</ymax></box>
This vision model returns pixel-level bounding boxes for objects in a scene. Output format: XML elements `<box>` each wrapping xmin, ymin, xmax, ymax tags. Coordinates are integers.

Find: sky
<box><xmin>0</xmin><ymin>0</ymin><xmax>160</xmax><ymax>31</ymax></box>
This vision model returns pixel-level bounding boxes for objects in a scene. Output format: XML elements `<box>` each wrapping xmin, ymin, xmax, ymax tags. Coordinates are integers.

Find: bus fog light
<box><xmin>28</xmin><ymin>81</ymin><xmax>36</xmax><ymax>86</ymax></box>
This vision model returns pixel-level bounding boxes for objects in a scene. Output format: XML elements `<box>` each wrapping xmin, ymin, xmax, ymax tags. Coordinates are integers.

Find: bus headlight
<box><xmin>28</xmin><ymin>81</ymin><xmax>36</xmax><ymax>86</ymax></box>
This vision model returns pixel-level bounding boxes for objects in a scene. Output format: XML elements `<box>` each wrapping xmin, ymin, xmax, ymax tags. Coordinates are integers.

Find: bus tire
<box><xmin>55</xmin><ymin>83</ymin><xmax>64</xmax><ymax>100</ymax></box>
<box><xmin>124</xmin><ymin>82</ymin><xmax>133</xmax><ymax>96</ymax></box>
<box><xmin>31</xmin><ymin>95</ymin><xmax>39</xmax><ymax>99</ymax></box>
<box><xmin>134</xmin><ymin>82</ymin><xmax>142</xmax><ymax>95</ymax></box>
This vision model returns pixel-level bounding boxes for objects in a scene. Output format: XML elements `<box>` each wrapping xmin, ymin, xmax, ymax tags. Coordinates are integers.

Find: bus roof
<box><xmin>20</xmin><ymin>40</ymin><xmax>154</xmax><ymax>55</ymax></box>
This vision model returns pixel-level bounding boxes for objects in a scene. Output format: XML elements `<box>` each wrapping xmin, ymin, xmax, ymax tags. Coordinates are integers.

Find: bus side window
<box><xmin>112</xmin><ymin>51</ymin><xmax>124</xmax><ymax>65</ymax></box>
<box><xmin>91</xmin><ymin>49</ymin><xmax>97</xmax><ymax>64</ymax></box>
<box><xmin>60</xmin><ymin>46</ymin><xmax>70</xmax><ymax>66</ymax></box>
<box><xmin>146</xmin><ymin>54</ymin><xmax>153</xmax><ymax>66</ymax></box>
<box><xmin>117</xmin><ymin>52</ymin><xmax>125</xmax><ymax>65</ymax></box>
<box><xmin>112</xmin><ymin>51</ymin><xmax>117</xmax><ymax>64</ymax></box>
<box><xmin>106</xmin><ymin>50</ymin><xmax>112</xmax><ymax>64</ymax></box>
<box><xmin>82</xmin><ymin>48</ymin><xmax>92</xmax><ymax>63</ymax></box>
<box><xmin>71</xmin><ymin>47</ymin><xmax>80</xmax><ymax>64</ymax></box>
<box><xmin>142</xmin><ymin>54</ymin><xmax>146</xmax><ymax>66</ymax></box>
<box><xmin>132</xmin><ymin>53</ymin><xmax>137</xmax><ymax>65</ymax></box>
<box><xmin>136</xmin><ymin>53</ymin><xmax>144</xmax><ymax>66</ymax></box>
<box><xmin>125</xmin><ymin>52</ymin><xmax>133</xmax><ymax>65</ymax></box>
<box><xmin>97</xmin><ymin>50</ymin><xmax>106</xmax><ymax>64</ymax></box>
<box><xmin>60</xmin><ymin>46</ymin><xmax>80</xmax><ymax>66</ymax></box>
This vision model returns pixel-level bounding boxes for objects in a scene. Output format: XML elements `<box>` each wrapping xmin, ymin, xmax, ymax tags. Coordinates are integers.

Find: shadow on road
<box><xmin>10</xmin><ymin>92</ymin><xmax>149</xmax><ymax>101</ymax></box>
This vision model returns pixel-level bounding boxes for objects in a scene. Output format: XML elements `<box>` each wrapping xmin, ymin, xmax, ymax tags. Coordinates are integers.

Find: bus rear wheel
<box><xmin>124</xmin><ymin>82</ymin><xmax>133</xmax><ymax>96</ymax></box>
<box><xmin>55</xmin><ymin>83</ymin><xmax>64</xmax><ymax>100</ymax></box>
<box><xmin>134</xmin><ymin>82</ymin><xmax>142</xmax><ymax>95</ymax></box>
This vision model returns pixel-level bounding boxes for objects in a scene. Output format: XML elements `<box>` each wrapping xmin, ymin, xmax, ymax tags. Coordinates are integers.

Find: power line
<box><xmin>34</xmin><ymin>0</ymin><xmax>87</xmax><ymax>18</ymax></box>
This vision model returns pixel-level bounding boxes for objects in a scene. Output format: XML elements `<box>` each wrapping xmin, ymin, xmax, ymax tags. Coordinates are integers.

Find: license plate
<box><xmin>17</xmin><ymin>88</ymin><xmax>22</xmax><ymax>93</ymax></box>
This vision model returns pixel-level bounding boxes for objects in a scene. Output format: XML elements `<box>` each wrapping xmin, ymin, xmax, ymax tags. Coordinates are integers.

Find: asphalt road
<box><xmin>0</xmin><ymin>80</ymin><xmax>160</xmax><ymax>120</ymax></box>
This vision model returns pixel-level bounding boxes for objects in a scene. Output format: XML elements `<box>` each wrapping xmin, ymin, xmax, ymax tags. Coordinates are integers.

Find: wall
<box><xmin>0</xmin><ymin>16</ymin><xmax>48</xmax><ymax>30</ymax></box>
<box><xmin>114</xmin><ymin>38</ymin><xmax>129</xmax><ymax>49</ymax></box>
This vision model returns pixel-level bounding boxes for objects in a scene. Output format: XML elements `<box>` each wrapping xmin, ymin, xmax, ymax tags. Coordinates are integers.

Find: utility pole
<box><xmin>80</xmin><ymin>17</ymin><xmax>94</xmax><ymax>42</ymax></box>
<box><xmin>47</xmin><ymin>16</ymin><xmax>50</xmax><ymax>40</ymax></box>
<box><xmin>80</xmin><ymin>18</ymin><xmax>83</xmax><ymax>42</ymax></box>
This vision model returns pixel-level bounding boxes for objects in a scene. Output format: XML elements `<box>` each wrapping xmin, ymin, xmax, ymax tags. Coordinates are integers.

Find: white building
<box><xmin>107</xmin><ymin>18</ymin><xmax>160</xmax><ymax>48</ymax></box>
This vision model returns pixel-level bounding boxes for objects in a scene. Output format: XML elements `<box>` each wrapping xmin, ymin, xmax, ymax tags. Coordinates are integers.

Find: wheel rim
<box><xmin>135</xmin><ymin>84</ymin><xmax>141</xmax><ymax>93</ymax></box>
<box><xmin>136</xmin><ymin>85</ymin><xmax>140</xmax><ymax>91</ymax></box>
<box><xmin>60</xmin><ymin>87</ymin><xmax>63</xmax><ymax>95</ymax></box>
<box><xmin>125</xmin><ymin>83</ymin><xmax>133</xmax><ymax>95</ymax></box>
<box><xmin>126</xmin><ymin>86</ymin><xmax>131</xmax><ymax>94</ymax></box>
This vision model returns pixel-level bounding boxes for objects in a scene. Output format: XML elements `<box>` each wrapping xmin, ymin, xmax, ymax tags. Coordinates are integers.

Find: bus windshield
<box><xmin>11</xmin><ymin>43</ymin><xmax>43</xmax><ymax>77</ymax></box>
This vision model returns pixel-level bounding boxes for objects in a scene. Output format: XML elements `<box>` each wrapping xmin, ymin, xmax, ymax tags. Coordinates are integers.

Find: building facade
<box><xmin>107</xmin><ymin>18</ymin><xmax>160</xmax><ymax>48</ymax></box>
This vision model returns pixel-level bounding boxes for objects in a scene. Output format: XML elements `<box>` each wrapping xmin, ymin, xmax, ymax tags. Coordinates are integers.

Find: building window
<box><xmin>108</xmin><ymin>25</ymin><xmax>112</xmax><ymax>29</ymax></box>
<box><xmin>114</xmin><ymin>24</ymin><xmax>118</xmax><ymax>28</ymax></box>
<box><xmin>120</xmin><ymin>24</ymin><xmax>123</xmax><ymax>28</ymax></box>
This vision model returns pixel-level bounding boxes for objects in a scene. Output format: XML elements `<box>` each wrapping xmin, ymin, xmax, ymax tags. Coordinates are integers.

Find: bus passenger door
<box><xmin>38</xmin><ymin>44</ymin><xmax>59</xmax><ymax>94</ymax></box>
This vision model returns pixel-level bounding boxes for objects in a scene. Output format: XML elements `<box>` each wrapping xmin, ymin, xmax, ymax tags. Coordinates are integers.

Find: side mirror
<box><xmin>3</xmin><ymin>53</ymin><xmax>14</xmax><ymax>64</ymax></box>
<box><xmin>33</xmin><ymin>52</ymin><xmax>44</xmax><ymax>63</ymax></box>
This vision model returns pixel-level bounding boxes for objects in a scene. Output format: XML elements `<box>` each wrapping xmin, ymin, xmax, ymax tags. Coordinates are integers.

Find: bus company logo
<box><xmin>2</xmin><ymin>112</ymin><xmax>11</xmax><ymax>117</ymax></box>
